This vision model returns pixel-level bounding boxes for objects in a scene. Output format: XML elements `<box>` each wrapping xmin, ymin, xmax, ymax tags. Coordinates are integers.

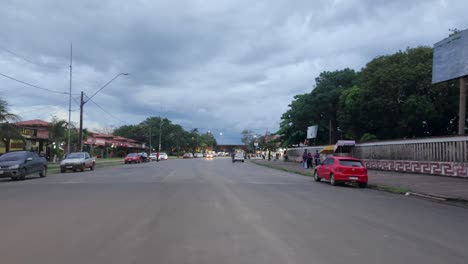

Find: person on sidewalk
<box><xmin>307</xmin><ymin>152</ymin><xmax>313</xmax><ymax>168</ymax></box>
<box><xmin>314</xmin><ymin>150</ymin><xmax>320</xmax><ymax>167</ymax></box>
<box><xmin>302</xmin><ymin>150</ymin><xmax>308</xmax><ymax>169</ymax></box>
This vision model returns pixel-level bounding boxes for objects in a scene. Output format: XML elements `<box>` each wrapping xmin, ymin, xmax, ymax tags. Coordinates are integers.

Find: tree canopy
<box><xmin>278</xmin><ymin>47</ymin><xmax>460</xmax><ymax>146</ymax></box>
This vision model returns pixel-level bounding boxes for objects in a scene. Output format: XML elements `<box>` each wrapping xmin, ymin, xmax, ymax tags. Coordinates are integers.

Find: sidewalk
<box><xmin>250</xmin><ymin>159</ymin><xmax>468</xmax><ymax>202</ymax></box>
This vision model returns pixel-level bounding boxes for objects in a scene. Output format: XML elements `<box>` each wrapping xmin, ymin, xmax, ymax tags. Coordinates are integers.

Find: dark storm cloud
<box><xmin>1</xmin><ymin>0</ymin><xmax>468</xmax><ymax>144</ymax></box>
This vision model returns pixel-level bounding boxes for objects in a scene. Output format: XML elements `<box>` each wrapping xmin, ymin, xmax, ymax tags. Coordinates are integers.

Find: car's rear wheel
<box><xmin>90</xmin><ymin>163</ymin><xmax>95</xmax><ymax>171</ymax></box>
<box><xmin>80</xmin><ymin>165</ymin><xmax>85</xmax><ymax>172</ymax></box>
<box><xmin>358</xmin><ymin>182</ymin><xmax>367</xmax><ymax>188</ymax></box>
<box><xmin>330</xmin><ymin>173</ymin><xmax>337</xmax><ymax>186</ymax></box>
<box><xmin>314</xmin><ymin>170</ymin><xmax>321</xmax><ymax>182</ymax></box>
<box><xmin>39</xmin><ymin>166</ymin><xmax>47</xmax><ymax>177</ymax></box>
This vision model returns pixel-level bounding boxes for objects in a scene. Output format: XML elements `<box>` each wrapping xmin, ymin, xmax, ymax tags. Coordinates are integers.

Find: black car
<box><xmin>0</xmin><ymin>151</ymin><xmax>48</xmax><ymax>181</ymax></box>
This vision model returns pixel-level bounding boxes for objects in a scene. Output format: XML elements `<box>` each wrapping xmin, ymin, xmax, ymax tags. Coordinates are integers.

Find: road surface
<box><xmin>1</xmin><ymin>158</ymin><xmax>467</xmax><ymax>264</ymax></box>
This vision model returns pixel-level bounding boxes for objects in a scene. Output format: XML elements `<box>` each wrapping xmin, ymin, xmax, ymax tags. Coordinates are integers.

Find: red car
<box><xmin>183</xmin><ymin>153</ymin><xmax>194</xmax><ymax>159</ymax></box>
<box><xmin>314</xmin><ymin>156</ymin><xmax>368</xmax><ymax>188</ymax></box>
<box><xmin>124</xmin><ymin>153</ymin><xmax>143</xmax><ymax>164</ymax></box>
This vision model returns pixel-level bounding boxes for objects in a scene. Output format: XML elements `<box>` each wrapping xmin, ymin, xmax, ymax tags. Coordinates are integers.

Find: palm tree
<box><xmin>0</xmin><ymin>98</ymin><xmax>23</xmax><ymax>152</ymax></box>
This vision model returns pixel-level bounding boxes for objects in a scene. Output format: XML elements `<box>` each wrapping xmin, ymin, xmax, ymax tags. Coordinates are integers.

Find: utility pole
<box><xmin>329</xmin><ymin>119</ymin><xmax>332</xmax><ymax>145</ymax></box>
<box><xmin>149</xmin><ymin>126</ymin><xmax>152</xmax><ymax>153</ymax></box>
<box><xmin>158</xmin><ymin>116</ymin><xmax>163</xmax><ymax>155</ymax></box>
<box><xmin>79</xmin><ymin>91</ymin><xmax>84</xmax><ymax>151</ymax></box>
<box><xmin>77</xmin><ymin>73</ymin><xmax>128</xmax><ymax>152</ymax></box>
<box><xmin>67</xmin><ymin>43</ymin><xmax>72</xmax><ymax>153</ymax></box>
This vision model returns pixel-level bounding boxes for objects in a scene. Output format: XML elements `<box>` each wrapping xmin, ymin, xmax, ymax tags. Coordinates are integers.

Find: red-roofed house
<box><xmin>0</xmin><ymin>119</ymin><xmax>50</xmax><ymax>156</ymax></box>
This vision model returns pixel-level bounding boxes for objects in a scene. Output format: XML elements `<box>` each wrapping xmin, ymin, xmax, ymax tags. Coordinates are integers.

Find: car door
<box><xmin>31</xmin><ymin>152</ymin><xmax>43</xmax><ymax>173</ymax></box>
<box><xmin>317</xmin><ymin>158</ymin><xmax>330</xmax><ymax>178</ymax></box>
<box><xmin>321</xmin><ymin>158</ymin><xmax>334</xmax><ymax>180</ymax></box>
<box><xmin>84</xmin><ymin>153</ymin><xmax>91</xmax><ymax>167</ymax></box>
<box><xmin>25</xmin><ymin>152</ymin><xmax>37</xmax><ymax>173</ymax></box>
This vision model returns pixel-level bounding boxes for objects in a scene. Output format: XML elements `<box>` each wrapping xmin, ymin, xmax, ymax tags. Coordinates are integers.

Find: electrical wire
<box><xmin>0</xmin><ymin>72</ymin><xmax>69</xmax><ymax>95</ymax></box>
<box><xmin>87</xmin><ymin>98</ymin><xmax>125</xmax><ymax>123</ymax></box>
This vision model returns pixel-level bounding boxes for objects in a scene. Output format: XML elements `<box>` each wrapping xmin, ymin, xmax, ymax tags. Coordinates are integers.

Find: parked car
<box><xmin>125</xmin><ymin>153</ymin><xmax>143</xmax><ymax>164</ymax></box>
<box><xmin>195</xmin><ymin>153</ymin><xmax>204</xmax><ymax>158</ymax></box>
<box><xmin>159</xmin><ymin>152</ymin><xmax>168</xmax><ymax>160</ymax></box>
<box><xmin>60</xmin><ymin>152</ymin><xmax>95</xmax><ymax>173</ymax></box>
<box><xmin>149</xmin><ymin>153</ymin><xmax>157</xmax><ymax>161</ymax></box>
<box><xmin>0</xmin><ymin>151</ymin><xmax>47</xmax><ymax>181</ymax></box>
<box><xmin>183</xmin><ymin>153</ymin><xmax>194</xmax><ymax>159</ymax></box>
<box><xmin>314</xmin><ymin>156</ymin><xmax>368</xmax><ymax>188</ymax></box>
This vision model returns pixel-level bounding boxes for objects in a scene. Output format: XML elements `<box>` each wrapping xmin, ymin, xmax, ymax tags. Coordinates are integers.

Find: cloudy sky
<box><xmin>1</xmin><ymin>0</ymin><xmax>467</xmax><ymax>144</ymax></box>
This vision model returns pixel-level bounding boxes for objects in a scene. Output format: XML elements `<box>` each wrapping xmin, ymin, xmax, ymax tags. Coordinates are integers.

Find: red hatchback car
<box><xmin>124</xmin><ymin>153</ymin><xmax>143</xmax><ymax>164</ymax></box>
<box><xmin>314</xmin><ymin>156</ymin><xmax>368</xmax><ymax>188</ymax></box>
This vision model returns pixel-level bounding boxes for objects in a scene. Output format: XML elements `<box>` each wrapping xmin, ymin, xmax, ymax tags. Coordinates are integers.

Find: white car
<box><xmin>195</xmin><ymin>153</ymin><xmax>204</xmax><ymax>158</ymax></box>
<box><xmin>149</xmin><ymin>153</ymin><xmax>157</xmax><ymax>161</ymax></box>
<box><xmin>159</xmin><ymin>152</ymin><xmax>168</xmax><ymax>160</ymax></box>
<box><xmin>233</xmin><ymin>152</ymin><xmax>245</xmax><ymax>163</ymax></box>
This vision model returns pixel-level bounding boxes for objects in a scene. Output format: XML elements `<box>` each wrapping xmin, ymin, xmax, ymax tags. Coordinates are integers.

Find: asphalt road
<box><xmin>1</xmin><ymin>158</ymin><xmax>467</xmax><ymax>264</ymax></box>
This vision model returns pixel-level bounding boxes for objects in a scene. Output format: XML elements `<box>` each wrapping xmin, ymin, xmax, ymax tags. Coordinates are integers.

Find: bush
<box><xmin>117</xmin><ymin>150</ymin><xmax>126</xmax><ymax>158</ymax></box>
<box><xmin>360</xmin><ymin>133</ymin><xmax>378</xmax><ymax>143</ymax></box>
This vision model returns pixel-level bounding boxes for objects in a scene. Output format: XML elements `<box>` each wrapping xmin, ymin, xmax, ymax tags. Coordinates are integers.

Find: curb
<box><xmin>251</xmin><ymin>160</ymin><xmax>468</xmax><ymax>207</ymax></box>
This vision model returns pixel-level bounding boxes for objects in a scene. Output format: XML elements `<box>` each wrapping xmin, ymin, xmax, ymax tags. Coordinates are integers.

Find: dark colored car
<box><xmin>314</xmin><ymin>156</ymin><xmax>368</xmax><ymax>188</ymax></box>
<box><xmin>124</xmin><ymin>153</ymin><xmax>143</xmax><ymax>164</ymax></box>
<box><xmin>0</xmin><ymin>151</ymin><xmax>48</xmax><ymax>181</ymax></box>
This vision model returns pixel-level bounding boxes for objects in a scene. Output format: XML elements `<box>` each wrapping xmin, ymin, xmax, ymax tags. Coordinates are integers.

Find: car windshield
<box><xmin>0</xmin><ymin>152</ymin><xmax>27</xmax><ymax>161</ymax></box>
<box><xmin>65</xmin><ymin>153</ymin><xmax>83</xmax><ymax>159</ymax></box>
<box><xmin>127</xmin><ymin>153</ymin><xmax>138</xmax><ymax>157</ymax></box>
<box><xmin>339</xmin><ymin>160</ymin><xmax>363</xmax><ymax>167</ymax></box>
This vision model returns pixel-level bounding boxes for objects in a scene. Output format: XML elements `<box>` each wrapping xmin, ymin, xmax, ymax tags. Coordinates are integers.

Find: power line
<box><xmin>87</xmin><ymin>98</ymin><xmax>125</xmax><ymax>123</ymax></box>
<box><xmin>0</xmin><ymin>46</ymin><xmax>66</xmax><ymax>71</ymax></box>
<box><xmin>0</xmin><ymin>72</ymin><xmax>69</xmax><ymax>95</ymax></box>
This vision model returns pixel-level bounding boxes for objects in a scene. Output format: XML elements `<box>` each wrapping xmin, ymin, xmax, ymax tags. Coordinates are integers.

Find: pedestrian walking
<box><xmin>314</xmin><ymin>150</ymin><xmax>320</xmax><ymax>167</ymax></box>
<box><xmin>302</xmin><ymin>150</ymin><xmax>308</xmax><ymax>169</ymax></box>
<box><xmin>307</xmin><ymin>152</ymin><xmax>312</xmax><ymax>168</ymax></box>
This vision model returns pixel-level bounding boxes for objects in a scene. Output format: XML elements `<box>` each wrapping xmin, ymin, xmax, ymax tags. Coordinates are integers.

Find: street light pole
<box><xmin>78</xmin><ymin>73</ymin><xmax>128</xmax><ymax>151</ymax></box>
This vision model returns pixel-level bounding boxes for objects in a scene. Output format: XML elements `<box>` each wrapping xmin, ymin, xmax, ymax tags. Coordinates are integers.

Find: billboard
<box><xmin>432</xmin><ymin>29</ymin><xmax>468</xmax><ymax>84</ymax></box>
<box><xmin>307</xmin><ymin>125</ymin><xmax>318</xmax><ymax>139</ymax></box>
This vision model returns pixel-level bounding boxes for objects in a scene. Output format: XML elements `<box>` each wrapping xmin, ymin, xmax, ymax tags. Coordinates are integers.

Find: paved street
<box><xmin>1</xmin><ymin>158</ymin><xmax>467</xmax><ymax>264</ymax></box>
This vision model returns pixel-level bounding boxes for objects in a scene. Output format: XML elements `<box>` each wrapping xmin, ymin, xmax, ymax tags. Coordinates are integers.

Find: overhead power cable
<box><xmin>0</xmin><ymin>72</ymin><xmax>69</xmax><ymax>95</ymax></box>
<box><xmin>87</xmin><ymin>98</ymin><xmax>125</xmax><ymax>123</ymax></box>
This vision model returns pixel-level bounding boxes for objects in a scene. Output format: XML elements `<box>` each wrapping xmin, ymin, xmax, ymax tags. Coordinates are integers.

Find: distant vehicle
<box><xmin>233</xmin><ymin>152</ymin><xmax>245</xmax><ymax>163</ymax></box>
<box><xmin>0</xmin><ymin>151</ymin><xmax>47</xmax><ymax>181</ymax></box>
<box><xmin>206</xmin><ymin>153</ymin><xmax>214</xmax><ymax>158</ymax></box>
<box><xmin>149</xmin><ymin>153</ymin><xmax>157</xmax><ymax>161</ymax></box>
<box><xmin>314</xmin><ymin>156</ymin><xmax>368</xmax><ymax>188</ymax></box>
<box><xmin>125</xmin><ymin>153</ymin><xmax>143</xmax><ymax>164</ymax></box>
<box><xmin>60</xmin><ymin>152</ymin><xmax>95</xmax><ymax>173</ymax></box>
<box><xmin>195</xmin><ymin>153</ymin><xmax>204</xmax><ymax>158</ymax></box>
<box><xmin>183</xmin><ymin>153</ymin><xmax>194</xmax><ymax>159</ymax></box>
<box><xmin>159</xmin><ymin>152</ymin><xmax>168</xmax><ymax>160</ymax></box>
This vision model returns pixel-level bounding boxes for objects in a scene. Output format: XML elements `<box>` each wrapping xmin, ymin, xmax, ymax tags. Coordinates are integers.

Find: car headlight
<box><xmin>8</xmin><ymin>164</ymin><xmax>19</xmax><ymax>169</ymax></box>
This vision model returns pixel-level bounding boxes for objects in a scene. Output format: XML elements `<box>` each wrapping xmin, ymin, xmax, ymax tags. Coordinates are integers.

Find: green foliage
<box><xmin>113</xmin><ymin>117</ymin><xmax>217</xmax><ymax>153</ymax></box>
<box><xmin>278</xmin><ymin>46</ymin><xmax>460</xmax><ymax>145</ymax></box>
<box><xmin>360</xmin><ymin>133</ymin><xmax>378</xmax><ymax>143</ymax></box>
<box><xmin>279</xmin><ymin>69</ymin><xmax>358</xmax><ymax>146</ymax></box>
<box><xmin>0</xmin><ymin>98</ymin><xmax>23</xmax><ymax>152</ymax></box>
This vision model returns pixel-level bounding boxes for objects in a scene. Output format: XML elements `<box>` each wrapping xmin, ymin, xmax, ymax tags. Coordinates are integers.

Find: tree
<box><xmin>278</xmin><ymin>69</ymin><xmax>358</xmax><ymax>146</ymax></box>
<box><xmin>0</xmin><ymin>98</ymin><xmax>23</xmax><ymax>152</ymax></box>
